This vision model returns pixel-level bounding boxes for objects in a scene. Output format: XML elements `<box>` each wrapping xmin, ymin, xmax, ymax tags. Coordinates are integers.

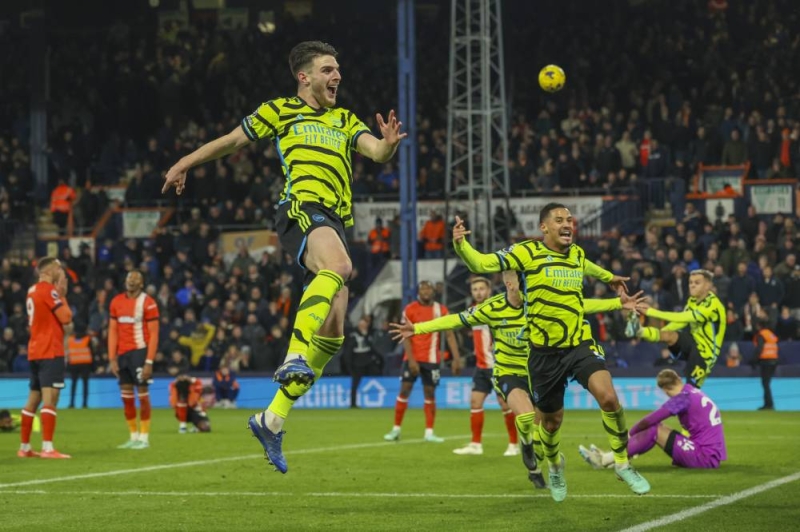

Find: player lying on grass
<box><xmin>579</xmin><ymin>368</ymin><xmax>727</xmax><ymax>470</ymax></box>
<box><xmin>169</xmin><ymin>375</ymin><xmax>211</xmax><ymax>433</ymax></box>
<box><xmin>625</xmin><ymin>269</ymin><xmax>726</xmax><ymax>388</ymax></box>
<box><xmin>391</xmin><ymin>271</ymin><xmax>646</xmax><ymax>490</ymax></box>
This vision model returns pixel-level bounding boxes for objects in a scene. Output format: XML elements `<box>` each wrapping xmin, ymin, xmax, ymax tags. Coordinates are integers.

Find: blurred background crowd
<box><xmin>1</xmin><ymin>0</ymin><xmax>800</xmax><ymax>376</ymax></box>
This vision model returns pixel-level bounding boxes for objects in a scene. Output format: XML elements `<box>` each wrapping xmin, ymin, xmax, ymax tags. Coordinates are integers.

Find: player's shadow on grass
<box><xmin>639</xmin><ymin>464</ymin><xmax>761</xmax><ymax>474</ymax></box>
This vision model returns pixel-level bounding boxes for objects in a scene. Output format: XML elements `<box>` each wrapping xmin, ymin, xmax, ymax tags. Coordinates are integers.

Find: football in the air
<box><xmin>538</xmin><ymin>65</ymin><xmax>566</xmax><ymax>93</ymax></box>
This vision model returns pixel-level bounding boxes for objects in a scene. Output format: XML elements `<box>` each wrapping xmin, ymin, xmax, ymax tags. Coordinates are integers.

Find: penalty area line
<box><xmin>0</xmin><ymin>489</ymin><xmax>722</xmax><ymax>499</ymax></box>
<box><xmin>0</xmin><ymin>434</ymin><xmax>478</xmax><ymax>489</ymax></box>
<box><xmin>619</xmin><ymin>471</ymin><xmax>800</xmax><ymax>532</ymax></box>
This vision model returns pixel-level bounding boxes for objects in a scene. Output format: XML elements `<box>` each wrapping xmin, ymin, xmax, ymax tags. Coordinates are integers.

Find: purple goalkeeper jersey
<box><xmin>662</xmin><ymin>384</ymin><xmax>727</xmax><ymax>459</ymax></box>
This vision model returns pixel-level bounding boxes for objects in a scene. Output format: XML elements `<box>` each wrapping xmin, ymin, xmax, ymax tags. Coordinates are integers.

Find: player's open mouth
<box><xmin>327</xmin><ymin>86</ymin><xmax>337</xmax><ymax>97</ymax></box>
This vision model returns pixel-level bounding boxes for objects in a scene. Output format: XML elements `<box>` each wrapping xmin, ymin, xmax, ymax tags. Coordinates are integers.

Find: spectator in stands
<box><xmin>0</xmin><ymin>327</ymin><xmax>17</xmax><ymax>372</ymax></box>
<box><xmin>167</xmin><ymin>349</ymin><xmax>191</xmax><ymax>376</ymax></box>
<box><xmin>368</xmin><ymin>218</ymin><xmax>391</xmax><ymax>270</ymax></box>
<box><xmin>722</xmin><ymin>129</ymin><xmax>748</xmax><ymax>166</ymax></box>
<box><xmin>644</xmin><ymin>139</ymin><xmax>668</xmax><ymax>178</ymax></box>
<box><xmin>724</xmin><ymin>343</ymin><xmax>741</xmax><ymax>368</ymax></box>
<box><xmin>178</xmin><ymin>323</ymin><xmax>216</xmax><ymax>367</ymax></box>
<box><xmin>213</xmin><ymin>365</ymin><xmax>240</xmax><ymax>409</ymax></box>
<box><xmin>728</xmin><ymin>261</ymin><xmax>755</xmax><ymax>311</ymax></box>
<box><xmin>756</xmin><ymin>265</ymin><xmax>784</xmax><ymax>325</ymax></box>
<box><xmin>50</xmin><ymin>178</ymin><xmax>76</xmax><ymax>232</ymax></box>
<box><xmin>420</xmin><ymin>210</ymin><xmax>445</xmax><ymax>259</ymax></box>
<box><xmin>776</xmin><ymin>306</ymin><xmax>798</xmax><ymax>340</ymax></box>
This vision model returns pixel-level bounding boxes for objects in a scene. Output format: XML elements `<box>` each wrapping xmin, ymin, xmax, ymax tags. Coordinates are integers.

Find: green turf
<box><xmin>1</xmin><ymin>408</ymin><xmax>798</xmax><ymax>531</ymax></box>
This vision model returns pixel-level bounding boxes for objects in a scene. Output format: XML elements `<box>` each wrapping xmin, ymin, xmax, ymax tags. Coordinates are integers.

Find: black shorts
<box><xmin>29</xmin><ymin>358</ymin><xmax>66</xmax><ymax>391</ymax></box>
<box><xmin>527</xmin><ymin>341</ymin><xmax>607</xmax><ymax>413</ymax></box>
<box><xmin>275</xmin><ymin>201</ymin><xmax>350</xmax><ymax>272</ymax></box>
<box><xmin>669</xmin><ymin>330</ymin><xmax>716</xmax><ymax>388</ymax></box>
<box><xmin>472</xmin><ymin>367</ymin><xmax>494</xmax><ymax>394</ymax></box>
<box><xmin>493</xmin><ymin>374</ymin><xmax>533</xmax><ymax>404</ymax></box>
<box><xmin>188</xmin><ymin>407</ymin><xmax>210</xmax><ymax>427</ymax></box>
<box><xmin>118</xmin><ymin>349</ymin><xmax>153</xmax><ymax>386</ymax></box>
<box><xmin>401</xmin><ymin>361</ymin><xmax>441</xmax><ymax>387</ymax></box>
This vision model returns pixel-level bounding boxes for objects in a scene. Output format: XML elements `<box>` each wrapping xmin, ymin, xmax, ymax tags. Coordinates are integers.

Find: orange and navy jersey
<box><xmin>472</xmin><ymin>324</ymin><xmax>494</xmax><ymax>369</ymax></box>
<box><xmin>26</xmin><ymin>281</ymin><xmax>72</xmax><ymax>361</ymax></box>
<box><xmin>403</xmin><ymin>300</ymin><xmax>449</xmax><ymax>364</ymax></box>
<box><xmin>109</xmin><ymin>292</ymin><xmax>160</xmax><ymax>355</ymax></box>
<box><xmin>214</xmin><ymin>371</ymin><xmax>240</xmax><ymax>389</ymax></box>
<box><xmin>169</xmin><ymin>378</ymin><xmax>204</xmax><ymax>409</ymax></box>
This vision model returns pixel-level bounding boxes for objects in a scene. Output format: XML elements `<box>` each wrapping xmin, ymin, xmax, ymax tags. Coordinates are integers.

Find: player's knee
<box><xmin>596</xmin><ymin>390</ymin><xmax>620</xmax><ymax>411</ymax></box>
<box><xmin>326</xmin><ymin>260</ymin><xmax>352</xmax><ymax>281</ymax></box>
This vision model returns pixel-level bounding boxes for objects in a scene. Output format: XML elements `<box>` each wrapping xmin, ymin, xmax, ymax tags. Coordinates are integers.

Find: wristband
<box><xmin>145</xmin><ymin>360</ymin><xmax>154</xmax><ymax>365</ymax></box>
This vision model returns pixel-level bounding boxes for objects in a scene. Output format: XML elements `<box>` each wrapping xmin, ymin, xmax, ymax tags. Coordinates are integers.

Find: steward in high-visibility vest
<box><xmin>67</xmin><ymin>333</ymin><xmax>93</xmax><ymax>409</ymax></box>
<box><xmin>753</xmin><ymin>321</ymin><xmax>779</xmax><ymax>411</ymax></box>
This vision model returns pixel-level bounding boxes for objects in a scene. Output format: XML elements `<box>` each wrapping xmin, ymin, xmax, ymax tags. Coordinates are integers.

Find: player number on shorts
<box><xmin>136</xmin><ymin>367</ymin><xmax>144</xmax><ymax>383</ymax></box>
<box><xmin>701</xmin><ymin>396</ymin><xmax>722</xmax><ymax>426</ymax></box>
<box><xmin>431</xmin><ymin>369</ymin><xmax>441</xmax><ymax>385</ymax></box>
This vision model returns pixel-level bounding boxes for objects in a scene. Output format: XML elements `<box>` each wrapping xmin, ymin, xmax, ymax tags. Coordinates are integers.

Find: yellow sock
<box><xmin>268</xmin><ymin>335</ymin><xmax>344</xmax><ymax>419</ymax></box>
<box><xmin>126</xmin><ymin>418</ymin><xmax>138</xmax><ymax>434</ymax></box>
<box><xmin>140</xmin><ymin>419</ymin><xmax>151</xmax><ymax>436</ymax></box>
<box><xmin>532</xmin><ymin>422</ymin><xmax>544</xmax><ymax>464</ymax></box>
<box><xmin>641</xmin><ymin>327</ymin><xmax>660</xmax><ymax>343</ymax></box>
<box><xmin>287</xmin><ymin>270</ymin><xmax>343</xmax><ymax>355</ymax></box>
<box><xmin>601</xmin><ymin>408</ymin><xmax>629</xmax><ymax>465</ymax></box>
<box><xmin>539</xmin><ymin>424</ymin><xmax>561</xmax><ymax>466</ymax></box>
<box><xmin>514</xmin><ymin>412</ymin><xmax>535</xmax><ymax>445</ymax></box>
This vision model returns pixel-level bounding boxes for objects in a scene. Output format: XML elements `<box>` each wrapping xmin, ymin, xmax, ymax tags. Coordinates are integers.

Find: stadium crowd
<box><xmin>1</xmin><ymin>0</ymin><xmax>800</xmax><ymax>376</ymax></box>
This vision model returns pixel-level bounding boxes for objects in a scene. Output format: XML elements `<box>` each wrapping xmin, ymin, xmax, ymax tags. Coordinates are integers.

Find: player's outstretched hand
<box><xmin>162</xmin><ymin>163</ymin><xmax>188</xmax><ymax>195</ymax></box>
<box><xmin>609</xmin><ymin>275</ymin><xmax>630</xmax><ymax>294</ymax></box>
<box><xmin>453</xmin><ymin>216</ymin><xmax>471</xmax><ymax>244</ymax></box>
<box><xmin>376</xmin><ymin>110</ymin><xmax>408</xmax><ymax>146</ymax></box>
<box><xmin>389</xmin><ymin>321</ymin><xmax>415</xmax><ymax>341</ymax></box>
<box><xmin>620</xmin><ymin>290</ymin><xmax>647</xmax><ymax>312</ymax></box>
<box><xmin>636</xmin><ymin>300</ymin><xmax>651</xmax><ymax>314</ymax></box>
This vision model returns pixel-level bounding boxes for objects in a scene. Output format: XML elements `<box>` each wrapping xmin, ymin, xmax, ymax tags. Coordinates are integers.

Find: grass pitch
<box><xmin>1</xmin><ymin>408</ymin><xmax>798</xmax><ymax>531</ymax></box>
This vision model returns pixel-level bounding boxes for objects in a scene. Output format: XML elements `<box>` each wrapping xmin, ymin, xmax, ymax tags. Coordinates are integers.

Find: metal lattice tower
<box><xmin>443</xmin><ymin>0</ymin><xmax>511</xmax><ymax>306</ymax></box>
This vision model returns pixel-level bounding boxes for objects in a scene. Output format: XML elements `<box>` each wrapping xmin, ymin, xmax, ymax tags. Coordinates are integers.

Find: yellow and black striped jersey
<box><xmin>241</xmin><ymin>97</ymin><xmax>371</xmax><ymax>227</ymax></box>
<box><xmin>454</xmin><ymin>239</ymin><xmax>614</xmax><ymax>349</ymax></box>
<box><xmin>457</xmin><ymin>293</ymin><xmax>529</xmax><ymax>378</ymax></box>
<box><xmin>648</xmin><ymin>292</ymin><xmax>727</xmax><ymax>361</ymax></box>
<box><xmin>413</xmin><ymin>293</ymin><xmax>529</xmax><ymax>377</ymax></box>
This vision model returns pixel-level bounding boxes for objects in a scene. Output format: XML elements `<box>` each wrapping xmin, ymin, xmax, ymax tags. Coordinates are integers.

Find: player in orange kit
<box><xmin>19</xmin><ymin>257</ymin><xmax>73</xmax><ymax>459</ymax></box>
<box><xmin>109</xmin><ymin>271</ymin><xmax>160</xmax><ymax>449</ymax></box>
<box><xmin>384</xmin><ymin>281</ymin><xmax>461</xmax><ymax>442</ymax></box>
<box><xmin>169</xmin><ymin>375</ymin><xmax>211</xmax><ymax>433</ymax></box>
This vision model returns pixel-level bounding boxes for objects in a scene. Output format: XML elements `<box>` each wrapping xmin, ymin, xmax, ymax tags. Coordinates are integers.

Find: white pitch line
<box><xmin>0</xmin><ymin>489</ymin><xmax>721</xmax><ymax>499</ymax></box>
<box><xmin>0</xmin><ymin>434</ymin><xmax>477</xmax><ymax>489</ymax></box>
<box><xmin>619</xmin><ymin>471</ymin><xmax>800</xmax><ymax>532</ymax></box>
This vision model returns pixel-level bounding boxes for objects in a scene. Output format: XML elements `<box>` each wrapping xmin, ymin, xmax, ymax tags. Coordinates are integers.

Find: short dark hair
<box><xmin>539</xmin><ymin>202</ymin><xmax>568</xmax><ymax>224</ymax></box>
<box><xmin>289</xmin><ymin>41</ymin><xmax>338</xmax><ymax>80</ymax></box>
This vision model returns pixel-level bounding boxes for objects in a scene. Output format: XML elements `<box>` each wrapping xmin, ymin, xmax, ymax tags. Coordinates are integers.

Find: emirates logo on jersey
<box><xmin>118</xmin><ymin>316</ymin><xmax>142</xmax><ymax>324</ymax></box>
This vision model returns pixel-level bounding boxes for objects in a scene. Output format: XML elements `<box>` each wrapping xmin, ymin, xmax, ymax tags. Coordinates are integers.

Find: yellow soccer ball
<box><xmin>539</xmin><ymin>65</ymin><xmax>566</xmax><ymax>93</ymax></box>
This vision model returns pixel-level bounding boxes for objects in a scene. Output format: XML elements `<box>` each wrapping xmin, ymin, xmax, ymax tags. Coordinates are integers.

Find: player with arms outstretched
<box><xmin>384</xmin><ymin>281</ymin><xmax>461</xmax><ymax>443</ymax></box>
<box><xmin>391</xmin><ymin>273</ymin><xmax>646</xmax><ymax>490</ymax></box>
<box><xmin>109</xmin><ymin>271</ymin><xmax>159</xmax><ymax>449</ymax></box>
<box><xmin>162</xmin><ymin>41</ymin><xmax>405</xmax><ymax>473</ymax></box>
<box><xmin>393</xmin><ymin>276</ymin><xmax>519</xmax><ymax>457</ymax></box>
<box><xmin>627</xmin><ymin>269</ymin><xmax>726</xmax><ymax>388</ymax></box>
<box><xmin>19</xmin><ymin>257</ymin><xmax>73</xmax><ymax>459</ymax></box>
<box><xmin>452</xmin><ymin>203</ymin><xmax>649</xmax><ymax>501</ymax></box>
<box><xmin>580</xmin><ymin>369</ymin><xmax>727</xmax><ymax>470</ymax></box>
